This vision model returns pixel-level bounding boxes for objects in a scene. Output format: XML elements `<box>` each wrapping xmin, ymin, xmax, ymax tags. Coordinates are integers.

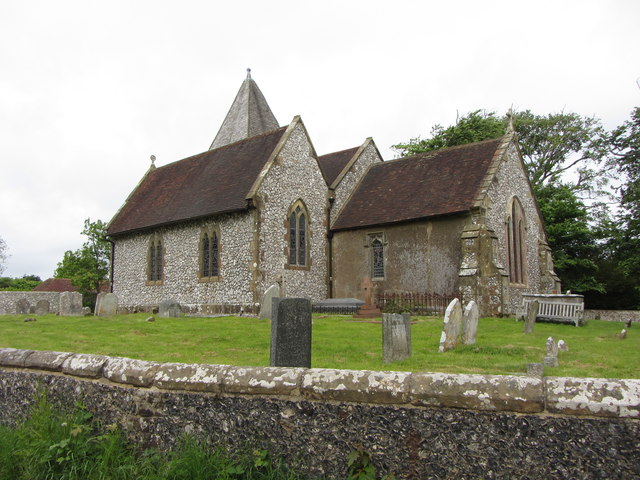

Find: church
<box><xmin>106</xmin><ymin>70</ymin><xmax>560</xmax><ymax>317</ymax></box>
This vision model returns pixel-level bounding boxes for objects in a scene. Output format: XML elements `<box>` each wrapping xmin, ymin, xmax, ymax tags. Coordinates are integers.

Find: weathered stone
<box><xmin>61</xmin><ymin>353</ymin><xmax>109</xmax><ymax>378</ymax></box>
<box><xmin>411</xmin><ymin>372</ymin><xmax>544</xmax><ymax>413</ymax></box>
<box><xmin>95</xmin><ymin>292</ymin><xmax>118</xmax><ymax>316</ymax></box>
<box><xmin>258</xmin><ymin>284</ymin><xmax>280</xmax><ymax>320</ymax></box>
<box><xmin>24</xmin><ymin>350</ymin><xmax>73</xmax><ymax>371</ymax></box>
<box><xmin>461</xmin><ymin>300</ymin><xmax>479</xmax><ymax>345</ymax></box>
<box><xmin>103</xmin><ymin>357</ymin><xmax>160</xmax><ymax>387</ymax></box>
<box><xmin>301</xmin><ymin>368</ymin><xmax>411</xmax><ymax>404</ymax></box>
<box><xmin>618</xmin><ymin>328</ymin><xmax>628</xmax><ymax>339</ymax></box>
<box><xmin>524</xmin><ymin>300</ymin><xmax>539</xmax><ymax>333</ymax></box>
<box><xmin>544</xmin><ymin>336</ymin><xmax>559</xmax><ymax>367</ymax></box>
<box><xmin>545</xmin><ymin>377</ymin><xmax>640</xmax><ymax>418</ymax></box>
<box><xmin>59</xmin><ymin>291</ymin><xmax>83</xmax><ymax>316</ymax></box>
<box><xmin>558</xmin><ymin>339</ymin><xmax>568</xmax><ymax>351</ymax></box>
<box><xmin>154</xmin><ymin>363</ymin><xmax>227</xmax><ymax>392</ymax></box>
<box><xmin>0</xmin><ymin>348</ymin><xmax>34</xmax><ymax>367</ymax></box>
<box><xmin>222</xmin><ymin>366</ymin><xmax>304</xmax><ymax>396</ymax></box>
<box><xmin>34</xmin><ymin>299</ymin><xmax>50</xmax><ymax>315</ymax></box>
<box><xmin>270</xmin><ymin>297</ymin><xmax>312</xmax><ymax>368</ymax></box>
<box><xmin>146</xmin><ymin>316</ymin><xmax>155</xmax><ymax>322</ymax></box>
<box><xmin>82</xmin><ymin>306</ymin><xmax>92</xmax><ymax>315</ymax></box>
<box><xmin>382</xmin><ymin>313</ymin><xmax>411</xmax><ymax>363</ymax></box>
<box><xmin>527</xmin><ymin>363</ymin><xmax>544</xmax><ymax>378</ymax></box>
<box><xmin>159</xmin><ymin>299</ymin><xmax>182</xmax><ymax>318</ymax></box>
<box><xmin>439</xmin><ymin>298</ymin><xmax>462</xmax><ymax>352</ymax></box>
<box><xmin>23</xmin><ymin>317</ymin><xmax>36</xmax><ymax>322</ymax></box>
<box><xmin>15</xmin><ymin>298</ymin><xmax>30</xmax><ymax>314</ymax></box>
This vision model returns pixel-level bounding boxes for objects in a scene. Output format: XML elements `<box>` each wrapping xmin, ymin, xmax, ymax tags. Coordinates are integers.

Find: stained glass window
<box><xmin>371</xmin><ymin>237</ymin><xmax>384</xmax><ymax>278</ymax></box>
<box><xmin>211</xmin><ymin>232</ymin><xmax>219</xmax><ymax>276</ymax></box>
<box><xmin>288</xmin><ymin>203</ymin><xmax>308</xmax><ymax>267</ymax></box>
<box><xmin>203</xmin><ymin>234</ymin><xmax>210</xmax><ymax>277</ymax></box>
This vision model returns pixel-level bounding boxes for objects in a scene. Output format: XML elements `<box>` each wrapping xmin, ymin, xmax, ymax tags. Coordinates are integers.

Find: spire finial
<box><xmin>506</xmin><ymin>107</ymin><xmax>515</xmax><ymax>134</ymax></box>
<box><xmin>246</xmin><ymin>68</ymin><xmax>252</xmax><ymax>79</ymax></box>
<box><xmin>150</xmin><ymin>154</ymin><xmax>156</xmax><ymax>167</ymax></box>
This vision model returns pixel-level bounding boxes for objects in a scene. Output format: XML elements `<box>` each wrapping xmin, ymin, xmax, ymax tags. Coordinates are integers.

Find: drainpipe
<box><xmin>327</xmin><ymin>194</ymin><xmax>335</xmax><ymax>298</ymax></box>
<box><xmin>105</xmin><ymin>236</ymin><xmax>115</xmax><ymax>293</ymax></box>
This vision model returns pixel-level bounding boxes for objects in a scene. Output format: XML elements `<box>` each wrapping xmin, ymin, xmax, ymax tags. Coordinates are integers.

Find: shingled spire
<box><xmin>209</xmin><ymin>69</ymin><xmax>280</xmax><ymax>150</ymax></box>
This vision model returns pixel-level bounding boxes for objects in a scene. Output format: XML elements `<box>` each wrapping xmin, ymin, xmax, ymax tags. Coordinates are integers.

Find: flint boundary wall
<box><xmin>0</xmin><ymin>348</ymin><xmax>638</xmax><ymax>479</ymax></box>
<box><xmin>0</xmin><ymin>291</ymin><xmax>62</xmax><ymax>314</ymax></box>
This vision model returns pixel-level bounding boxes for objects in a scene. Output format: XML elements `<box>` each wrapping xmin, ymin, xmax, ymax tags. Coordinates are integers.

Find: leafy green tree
<box><xmin>0</xmin><ymin>236</ymin><xmax>8</xmax><ymax>275</ymax></box>
<box><xmin>54</xmin><ymin>219</ymin><xmax>110</xmax><ymax>296</ymax></box>
<box><xmin>0</xmin><ymin>275</ymin><xmax>42</xmax><ymax>291</ymax></box>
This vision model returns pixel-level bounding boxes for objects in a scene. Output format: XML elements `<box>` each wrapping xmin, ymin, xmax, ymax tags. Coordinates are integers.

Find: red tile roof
<box><xmin>33</xmin><ymin>278</ymin><xmax>79</xmax><ymax>292</ymax></box>
<box><xmin>318</xmin><ymin>147</ymin><xmax>359</xmax><ymax>186</ymax></box>
<box><xmin>331</xmin><ymin>138</ymin><xmax>503</xmax><ymax>231</ymax></box>
<box><xmin>107</xmin><ymin>127</ymin><xmax>287</xmax><ymax>236</ymax></box>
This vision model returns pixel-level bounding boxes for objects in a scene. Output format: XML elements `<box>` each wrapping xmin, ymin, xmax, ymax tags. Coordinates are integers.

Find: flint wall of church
<box><xmin>254</xmin><ymin>122</ymin><xmax>328</xmax><ymax>302</ymax></box>
<box><xmin>331</xmin><ymin>141</ymin><xmax>382</xmax><ymax>224</ymax></box>
<box><xmin>112</xmin><ymin>212</ymin><xmax>255</xmax><ymax>313</ymax></box>
<box><xmin>484</xmin><ymin>141</ymin><xmax>550</xmax><ymax>313</ymax></box>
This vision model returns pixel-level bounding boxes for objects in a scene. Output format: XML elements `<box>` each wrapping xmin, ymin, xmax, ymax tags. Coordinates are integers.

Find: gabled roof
<box><xmin>33</xmin><ymin>278</ymin><xmax>78</xmax><ymax>292</ymax></box>
<box><xmin>107</xmin><ymin>127</ymin><xmax>287</xmax><ymax>236</ymax></box>
<box><xmin>318</xmin><ymin>146</ymin><xmax>360</xmax><ymax>186</ymax></box>
<box><xmin>331</xmin><ymin>137</ymin><xmax>504</xmax><ymax>231</ymax></box>
<box><xmin>209</xmin><ymin>69</ymin><xmax>280</xmax><ymax>150</ymax></box>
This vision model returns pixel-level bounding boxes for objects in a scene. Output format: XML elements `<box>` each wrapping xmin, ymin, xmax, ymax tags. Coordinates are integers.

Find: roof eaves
<box><xmin>331</xmin><ymin>209</ymin><xmax>470</xmax><ymax>233</ymax></box>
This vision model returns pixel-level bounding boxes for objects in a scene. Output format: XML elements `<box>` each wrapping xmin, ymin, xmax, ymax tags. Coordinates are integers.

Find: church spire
<box><xmin>209</xmin><ymin>69</ymin><xmax>279</xmax><ymax>150</ymax></box>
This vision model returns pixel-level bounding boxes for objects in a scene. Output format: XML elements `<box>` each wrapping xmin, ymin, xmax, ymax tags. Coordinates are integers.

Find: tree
<box><xmin>0</xmin><ymin>236</ymin><xmax>8</xmax><ymax>275</ymax></box>
<box><xmin>0</xmin><ymin>275</ymin><xmax>42</xmax><ymax>291</ymax></box>
<box><xmin>54</xmin><ymin>219</ymin><xmax>110</xmax><ymax>297</ymax></box>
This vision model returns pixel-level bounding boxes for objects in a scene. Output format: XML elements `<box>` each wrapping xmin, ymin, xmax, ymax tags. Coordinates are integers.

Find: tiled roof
<box><xmin>331</xmin><ymin>138</ymin><xmax>503</xmax><ymax>231</ymax></box>
<box><xmin>108</xmin><ymin>127</ymin><xmax>287</xmax><ymax>236</ymax></box>
<box><xmin>318</xmin><ymin>147</ymin><xmax>359</xmax><ymax>186</ymax></box>
<box><xmin>33</xmin><ymin>278</ymin><xmax>79</xmax><ymax>292</ymax></box>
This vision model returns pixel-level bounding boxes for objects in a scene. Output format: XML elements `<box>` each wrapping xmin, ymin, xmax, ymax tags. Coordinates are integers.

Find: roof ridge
<box><xmin>319</xmin><ymin>145</ymin><xmax>360</xmax><ymax>159</ymax></box>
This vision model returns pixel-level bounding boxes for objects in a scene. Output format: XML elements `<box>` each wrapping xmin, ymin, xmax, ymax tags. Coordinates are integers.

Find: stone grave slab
<box><xmin>59</xmin><ymin>292</ymin><xmax>83</xmax><ymax>316</ymax></box>
<box><xmin>382</xmin><ymin>313</ymin><xmax>411</xmax><ymax>363</ymax></box>
<box><xmin>34</xmin><ymin>300</ymin><xmax>50</xmax><ymax>315</ymax></box>
<box><xmin>270</xmin><ymin>297</ymin><xmax>312</xmax><ymax>368</ymax></box>
<box><xmin>461</xmin><ymin>300</ymin><xmax>479</xmax><ymax>345</ymax></box>
<box><xmin>159</xmin><ymin>299</ymin><xmax>182</xmax><ymax>318</ymax></box>
<box><xmin>15</xmin><ymin>299</ymin><xmax>30</xmax><ymax>314</ymax></box>
<box><xmin>95</xmin><ymin>292</ymin><xmax>118</xmax><ymax>316</ymax></box>
<box><xmin>439</xmin><ymin>298</ymin><xmax>462</xmax><ymax>352</ymax></box>
<box><xmin>259</xmin><ymin>284</ymin><xmax>280</xmax><ymax>320</ymax></box>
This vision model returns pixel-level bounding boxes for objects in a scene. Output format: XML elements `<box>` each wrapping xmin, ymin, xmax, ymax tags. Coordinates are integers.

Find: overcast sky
<box><xmin>1</xmin><ymin>0</ymin><xmax>638</xmax><ymax>280</ymax></box>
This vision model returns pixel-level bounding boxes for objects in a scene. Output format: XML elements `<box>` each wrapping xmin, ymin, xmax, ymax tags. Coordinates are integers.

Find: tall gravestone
<box><xmin>159</xmin><ymin>299</ymin><xmax>182</xmax><ymax>318</ymax></box>
<box><xmin>15</xmin><ymin>299</ymin><xmax>30</xmax><ymax>314</ymax></box>
<box><xmin>59</xmin><ymin>292</ymin><xmax>83</xmax><ymax>316</ymax></box>
<box><xmin>259</xmin><ymin>284</ymin><xmax>280</xmax><ymax>320</ymax></box>
<box><xmin>270</xmin><ymin>297</ymin><xmax>312</xmax><ymax>368</ymax></box>
<box><xmin>461</xmin><ymin>300</ymin><xmax>479</xmax><ymax>345</ymax></box>
<box><xmin>524</xmin><ymin>300</ymin><xmax>539</xmax><ymax>334</ymax></box>
<box><xmin>34</xmin><ymin>300</ymin><xmax>50</xmax><ymax>315</ymax></box>
<box><xmin>382</xmin><ymin>313</ymin><xmax>411</xmax><ymax>363</ymax></box>
<box><xmin>439</xmin><ymin>298</ymin><xmax>462</xmax><ymax>352</ymax></box>
<box><xmin>95</xmin><ymin>292</ymin><xmax>118</xmax><ymax>316</ymax></box>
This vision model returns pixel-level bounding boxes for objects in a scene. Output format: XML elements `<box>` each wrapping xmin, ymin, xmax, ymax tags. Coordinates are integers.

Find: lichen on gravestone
<box><xmin>439</xmin><ymin>298</ymin><xmax>462</xmax><ymax>352</ymax></box>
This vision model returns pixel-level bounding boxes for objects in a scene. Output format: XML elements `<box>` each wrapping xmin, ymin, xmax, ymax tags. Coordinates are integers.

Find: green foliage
<box><xmin>392</xmin><ymin>110</ymin><xmax>505</xmax><ymax>157</ymax></box>
<box><xmin>0</xmin><ymin>274</ymin><xmax>42</xmax><ymax>291</ymax></box>
<box><xmin>54</xmin><ymin>218</ymin><xmax>110</xmax><ymax>296</ymax></box>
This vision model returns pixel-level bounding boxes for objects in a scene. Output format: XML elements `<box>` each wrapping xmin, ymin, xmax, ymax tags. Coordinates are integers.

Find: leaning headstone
<box><xmin>270</xmin><ymin>297</ymin><xmax>312</xmax><ymax>368</ymax></box>
<box><xmin>439</xmin><ymin>298</ymin><xmax>462</xmax><ymax>352</ymax></box>
<box><xmin>95</xmin><ymin>292</ymin><xmax>118</xmax><ymax>316</ymax></box>
<box><xmin>34</xmin><ymin>300</ymin><xmax>50</xmax><ymax>315</ymax></box>
<box><xmin>159</xmin><ymin>299</ymin><xmax>182</xmax><ymax>318</ymax></box>
<box><xmin>543</xmin><ymin>336</ymin><xmax>559</xmax><ymax>367</ymax></box>
<box><xmin>15</xmin><ymin>299</ymin><xmax>30</xmax><ymax>314</ymax></box>
<box><xmin>259</xmin><ymin>284</ymin><xmax>281</xmax><ymax>320</ymax></box>
<box><xmin>461</xmin><ymin>301</ymin><xmax>479</xmax><ymax>345</ymax></box>
<box><xmin>524</xmin><ymin>300</ymin><xmax>539</xmax><ymax>334</ymax></box>
<box><xmin>59</xmin><ymin>292</ymin><xmax>84</xmax><ymax>316</ymax></box>
<box><xmin>382</xmin><ymin>313</ymin><xmax>411</xmax><ymax>363</ymax></box>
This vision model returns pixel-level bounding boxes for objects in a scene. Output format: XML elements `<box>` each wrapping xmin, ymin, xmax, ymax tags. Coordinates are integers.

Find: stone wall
<box><xmin>332</xmin><ymin>216</ymin><xmax>466</xmax><ymax>300</ymax></box>
<box><xmin>484</xmin><ymin>139</ymin><xmax>555</xmax><ymax>312</ymax></box>
<box><xmin>584</xmin><ymin>309</ymin><xmax>640</xmax><ymax>323</ymax></box>
<box><xmin>112</xmin><ymin>212</ymin><xmax>255</xmax><ymax>313</ymax></box>
<box><xmin>0</xmin><ymin>348</ymin><xmax>638</xmax><ymax>479</ymax></box>
<box><xmin>254</xmin><ymin>120</ymin><xmax>328</xmax><ymax>302</ymax></box>
<box><xmin>0</xmin><ymin>291</ymin><xmax>62</xmax><ymax>314</ymax></box>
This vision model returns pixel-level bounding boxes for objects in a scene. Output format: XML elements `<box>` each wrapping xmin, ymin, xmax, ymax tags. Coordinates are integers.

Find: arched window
<box><xmin>507</xmin><ymin>198</ymin><xmax>526</xmax><ymax>284</ymax></box>
<box><xmin>288</xmin><ymin>202</ymin><xmax>309</xmax><ymax>268</ymax></box>
<box><xmin>199</xmin><ymin>228</ymin><xmax>220</xmax><ymax>280</ymax></box>
<box><xmin>147</xmin><ymin>234</ymin><xmax>163</xmax><ymax>284</ymax></box>
<box><xmin>368</xmin><ymin>233</ymin><xmax>385</xmax><ymax>279</ymax></box>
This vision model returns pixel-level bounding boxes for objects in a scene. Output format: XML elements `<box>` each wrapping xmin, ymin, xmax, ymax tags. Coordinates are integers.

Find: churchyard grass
<box><xmin>0</xmin><ymin>314</ymin><xmax>638</xmax><ymax>378</ymax></box>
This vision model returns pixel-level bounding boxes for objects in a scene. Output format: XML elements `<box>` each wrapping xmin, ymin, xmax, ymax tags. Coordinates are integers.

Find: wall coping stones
<box><xmin>0</xmin><ymin>348</ymin><xmax>638</xmax><ymax>418</ymax></box>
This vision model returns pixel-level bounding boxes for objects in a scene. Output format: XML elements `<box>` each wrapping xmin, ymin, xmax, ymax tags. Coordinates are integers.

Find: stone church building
<box><xmin>107</xmin><ymin>71</ymin><xmax>559</xmax><ymax>317</ymax></box>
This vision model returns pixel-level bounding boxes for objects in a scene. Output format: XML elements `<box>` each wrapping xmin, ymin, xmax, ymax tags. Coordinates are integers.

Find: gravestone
<box><xmin>439</xmin><ymin>298</ymin><xmax>462</xmax><ymax>352</ymax></box>
<box><xmin>461</xmin><ymin>300</ymin><xmax>479</xmax><ymax>345</ymax></box>
<box><xmin>543</xmin><ymin>336</ymin><xmax>559</xmax><ymax>367</ymax></box>
<box><xmin>159</xmin><ymin>299</ymin><xmax>182</xmax><ymax>318</ymax></box>
<box><xmin>527</xmin><ymin>362</ymin><xmax>544</xmax><ymax>378</ymax></box>
<box><xmin>34</xmin><ymin>300</ymin><xmax>50</xmax><ymax>315</ymax></box>
<box><xmin>59</xmin><ymin>292</ymin><xmax>83</xmax><ymax>316</ymax></box>
<box><xmin>259</xmin><ymin>284</ymin><xmax>280</xmax><ymax>320</ymax></box>
<box><xmin>558</xmin><ymin>339</ymin><xmax>568</xmax><ymax>351</ymax></box>
<box><xmin>524</xmin><ymin>300</ymin><xmax>539</xmax><ymax>334</ymax></box>
<box><xmin>270</xmin><ymin>297</ymin><xmax>312</xmax><ymax>368</ymax></box>
<box><xmin>15</xmin><ymin>299</ymin><xmax>30</xmax><ymax>314</ymax></box>
<box><xmin>353</xmin><ymin>277</ymin><xmax>382</xmax><ymax>318</ymax></box>
<box><xmin>95</xmin><ymin>292</ymin><xmax>118</xmax><ymax>316</ymax></box>
<box><xmin>382</xmin><ymin>313</ymin><xmax>411</xmax><ymax>363</ymax></box>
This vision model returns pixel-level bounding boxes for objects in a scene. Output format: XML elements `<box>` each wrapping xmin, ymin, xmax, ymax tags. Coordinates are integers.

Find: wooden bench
<box><xmin>518</xmin><ymin>294</ymin><xmax>585</xmax><ymax>326</ymax></box>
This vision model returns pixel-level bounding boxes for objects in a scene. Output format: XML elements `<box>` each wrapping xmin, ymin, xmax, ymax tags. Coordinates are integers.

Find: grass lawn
<box><xmin>0</xmin><ymin>313</ymin><xmax>638</xmax><ymax>378</ymax></box>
